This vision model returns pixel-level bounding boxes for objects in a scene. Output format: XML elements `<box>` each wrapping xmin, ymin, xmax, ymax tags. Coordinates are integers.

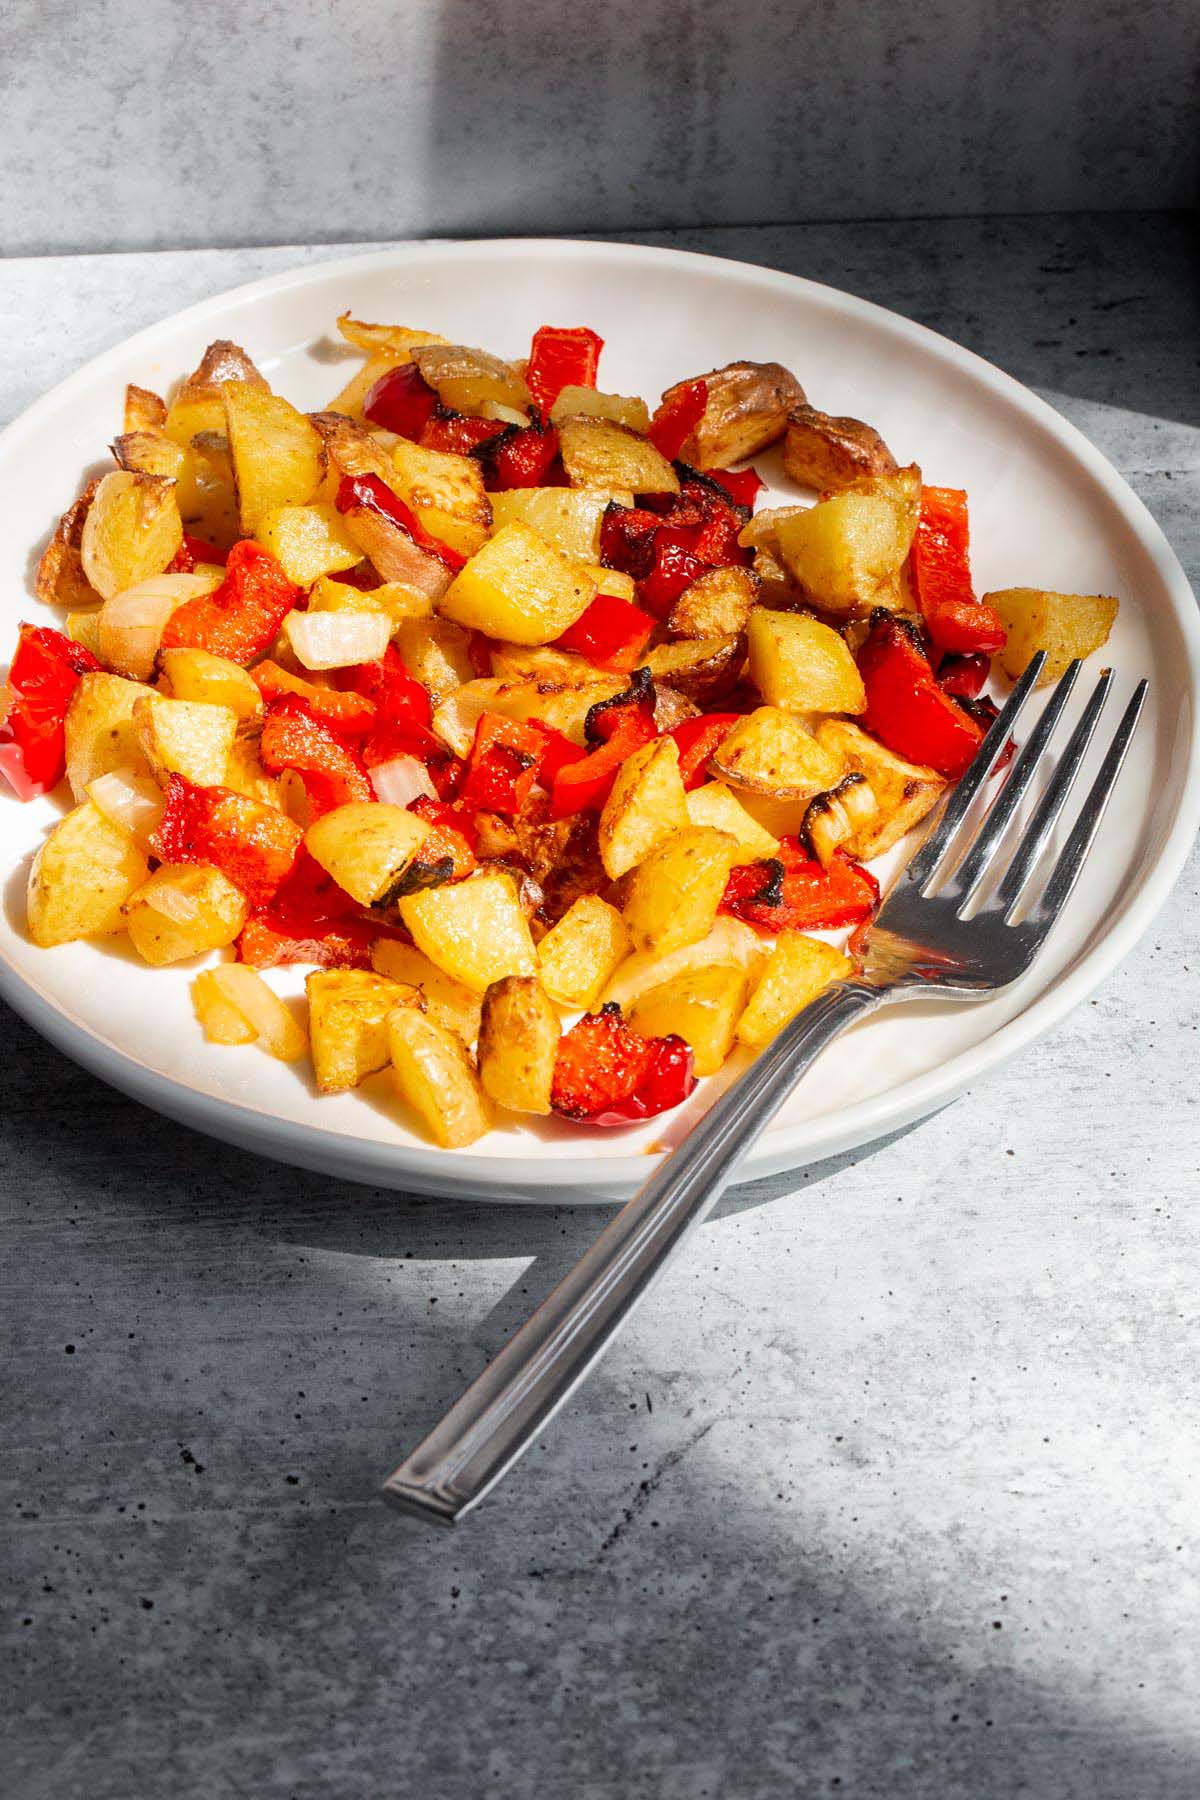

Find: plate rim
<box><xmin>1</xmin><ymin>234</ymin><xmax>1197</xmax><ymax>1195</ymax></box>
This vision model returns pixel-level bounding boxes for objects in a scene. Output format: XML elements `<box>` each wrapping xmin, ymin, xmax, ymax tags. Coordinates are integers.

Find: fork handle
<box><xmin>382</xmin><ymin>980</ymin><xmax>884</xmax><ymax>1524</ymax></box>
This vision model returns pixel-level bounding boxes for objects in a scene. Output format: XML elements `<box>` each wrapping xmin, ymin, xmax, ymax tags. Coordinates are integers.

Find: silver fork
<box><xmin>383</xmin><ymin>655</ymin><xmax>1147</xmax><ymax>1524</ymax></box>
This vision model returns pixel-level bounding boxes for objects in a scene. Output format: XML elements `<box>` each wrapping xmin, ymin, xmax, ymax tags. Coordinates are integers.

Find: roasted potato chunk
<box><xmin>550</xmin><ymin>388</ymin><xmax>650</xmax><ymax>432</ymax></box>
<box><xmin>598</xmin><ymin>737</ymin><xmax>690</xmax><ymax>879</ymax></box>
<box><xmin>35</xmin><ymin>479</ymin><xmax>102</xmax><ymax>610</ymax></box>
<box><xmin>304</xmin><ymin>803</ymin><xmax>432</xmax><ymax>907</ymax></box>
<box><xmin>737</xmin><ymin>932</ymin><xmax>856</xmax><ymax>1048</ymax></box>
<box><xmin>665</xmin><ymin>361</ymin><xmax>805</xmax><ymax>468</ymax></box>
<box><xmin>65</xmin><ymin>671</ymin><xmax>152</xmax><ymax>800</ymax></box>
<box><xmin>746</xmin><ymin>608</ymin><xmax>867</xmax><ymax>715</ymax></box>
<box><xmin>134</xmin><ymin>694</ymin><xmax>239</xmax><ymax>789</ymax></box>
<box><xmin>80</xmin><ymin>471</ymin><xmax>183</xmax><ymax>601</ymax></box>
<box><xmin>644</xmin><ymin>635</ymin><xmax>745</xmax><ymax>707</ymax></box>
<box><xmin>782</xmin><ymin>404</ymin><xmax>898</xmax><ymax>492</ymax></box>
<box><xmin>815</xmin><ymin>718</ymin><xmax>947</xmax><ymax>858</ymax></box>
<box><xmin>254</xmin><ymin>503</ymin><xmax>363</xmax><ymax>585</ymax></box>
<box><xmin>123</xmin><ymin>863</ymin><xmax>248</xmax><ymax>965</ymax></box>
<box><xmin>710</xmin><ymin>707</ymin><xmax>842</xmax><ymax>802</ymax></box>
<box><xmin>771</xmin><ymin>477</ymin><xmax>919</xmax><ymax>618</ymax></box>
<box><xmin>399</xmin><ymin>867</ymin><xmax>537</xmax><ymax>994</ymax></box>
<box><xmin>599</xmin><ymin>915</ymin><xmax>767</xmax><ymax>1014</ymax></box>
<box><xmin>411</xmin><ymin>342</ymin><xmax>531</xmax><ymax>416</ymax></box>
<box><xmin>370</xmin><ymin>941</ymin><xmax>483</xmax><ymax>1045</ymax></box>
<box><xmin>535</xmin><ymin>894</ymin><xmax>631</xmax><ymax>1009</ymax></box>
<box><xmin>684</xmin><ymin>782</ymin><xmax>780</xmax><ymax>857</ymax></box>
<box><xmin>431</xmin><ymin>670</ymin><xmax>623</xmax><ymax>757</ymax></box>
<box><xmin>628</xmin><ymin>962</ymin><xmax>749</xmax><ymax>1077</ymax></box>
<box><xmin>488</xmin><ymin>487</ymin><xmax>632</xmax><ymax>561</ymax></box>
<box><xmin>307</xmin><ymin>409</ymin><xmax>395</xmax><ymax>486</ymax></box>
<box><xmin>124</xmin><ymin>384</ymin><xmax>167</xmax><ymax>432</ymax></box>
<box><xmin>389</xmin><ymin>437</ymin><xmax>491</xmax><ymax>559</ymax></box>
<box><xmin>558</xmin><ymin>416</ymin><xmax>679</xmax><ymax>495</ymax></box>
<box><xmin>477</xmin><ymin>975</ymin><xmax>561</xmax><ymax>1115</ymax></box>
<box><xmin>667</xmin><ymin>565</ymin><xmax>758</xmax><ymax>640</ymax></box>
<box><xmin>222</xmin><ymin>383</ymin><xmax>326</xmax><ymax>531</ymax></box>
<box><xmin>621</xmin><ymin>827</ymin><xmax>742</xmax><ymax>956</ymax></box>
<box><xmin>165</xmin><ymin>340</ymin><xmax>269</xmax><ymax>445</ymax></box>
<box><xmin>985</xmin><ymin>588</ymin><xmax>1119</xmax><ymax>686</ymax></box>
<box><xmin>394</xmin><ymin>616</ymin><xmax>475</xmax><ymax>706</ymax></box>
<box><xmin>158</xmin><ymin>648</ymin><xmax>262</xmax><ymax>720</ymax></box>
<box><xmin>388</xmin><ymin>1008</ymin><xmax>493</xmax><ymax>1147</ymax></box>
<box><xmin>306</xmin><ymin>968</ymin><xmax>424</xmax><ymax>1092</ymax></box>
<box><xmin>439</xmin><ymin>521</ymin><xmax>595</xmax><ymax>645</ymax></box>
<box><xmin>27</xmin><ymin>802</ymin><xmax>149</xmax><ymax>947</ymax></box>
<box><xmin>309</xmin><ymin>576</ymin><xmax>434</xmax><ymax>628</ymax></box>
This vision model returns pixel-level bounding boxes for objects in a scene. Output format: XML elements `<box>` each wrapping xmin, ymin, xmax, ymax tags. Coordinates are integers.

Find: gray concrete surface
<box><xmin>3</xmin><ymin>216</ymin><xmax>1199</xmax><ymax>1798</ymax></box>
<box><xmin>3</xmin><ymin>1</ymin><xmax>1197</xmax><ymax>255</ymax></box>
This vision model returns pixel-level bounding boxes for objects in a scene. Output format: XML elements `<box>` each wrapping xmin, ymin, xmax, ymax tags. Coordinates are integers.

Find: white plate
<box><xmin>1</xmin><ymin>239</ymin><xmax>1196</xmax><ymax>1202</ymax></box>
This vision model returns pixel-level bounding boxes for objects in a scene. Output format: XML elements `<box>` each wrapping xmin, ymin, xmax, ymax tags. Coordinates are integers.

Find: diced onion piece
<box><xmin>370</xmin><ymin>754</ymin><xmax>436</xmax><ymax>807</ymax></box>
<box><xmin>86</xmin><ymin>766</ymin><xmax>167</xmax><ymax>851</ymax></box>
<box><xmin>97</xmin><ymin>572</ymin><xmax>222</xmax><ymax>680</ymax></box>
<box><xmin>599</xmin><ymin>917</ymin><xmax>768</xmax><ymax>1014</ymax></box>
<box><xmin>192</xmin><ymin>970</ymin><xmax>258</xmax><ymax>1045</ymax></box>
<box><xmin>285</xmin><ymin>608</ymin><xmax>392</xmax><ymax>671</ymax></box>
<box><xmin>209</xmin><ymin>964</ymin><xmax>308</xmax><ymax>1061</ymax></box>
<box><xmin>142</xmin><ymin>880</ymin><xmax>203</xmax><ymax>925</ymax></box>
<box><xmin>430</xmin><ymin>679</ymin><xmax>502</xmax><ymax>756</ymax></box>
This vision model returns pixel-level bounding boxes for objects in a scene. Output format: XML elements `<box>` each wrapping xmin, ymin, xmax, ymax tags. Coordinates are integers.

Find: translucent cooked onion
<box><xmin>285</xmin><ymin>608</ymin><xmax>392</xmax><ymax>671</ymax></box>
<box><xmin>209</xmin><ymin>964</ymin><xmax>308</xmax><ymax>1062</ymax></box>
<box><xmin>599</xmin><ymin>917</ymin><xmax>768</xmax><ymax>1013</ymax></box>
<box><xmin>369</xmin><ymin>754</ymin><xmax>436</xmax><ymax>808</ymax></box>
<box><xmin>98</xmin><ymin>572</ymin><xmax>220</xmax><ymax>680</ymax></box>
<box><xmin>85</xmin><ymin>767</ymin><xmax>166</xmax><ymax>851</ymax></box>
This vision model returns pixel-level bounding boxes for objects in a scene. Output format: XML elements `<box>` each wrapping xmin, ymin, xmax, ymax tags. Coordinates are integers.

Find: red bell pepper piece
<box><xmin>525</xmin><ymin>325</ymin><xmax>604</xmax><ymax>413</ymax></box>
<box><xmin>554</xmin><ymin>593</ymin><xmax>656</xmax><ymax>672</ymax></box>
<box><xmin>548</xmin><ymin>671</ymin><xmax>658</xmax><ymax>817</ymax></box>
<box><xmin>911</xmin><ymin>487</ymin><xmax>1007</xmax><ymax>655</ymax></box>
<box><xmin>166</xmin><ymin>533</ymin><xmax>229</xmax><ymax>573</ymax></box>
<box><xmin>0</xmin><ymin>624</ymin><xmax>101</xmax><ymax>800</ymax></box>
<box><xmin>526</xmin><ymin>722</ymin><xmax>587</xmax><ymax>787</ymax></box>
<box><xmin>363</xmin><ymin>362</ymin><xmax>439</xmax><ymax>439</ymax></box>
<box><xmin>858</xmin><ymin>613</ymin><xmax>985</xmax><ymax>779</ymax></box>
<box><xmin>251</xmin><ymin>661</ymin><xmax>376</xmax><ymax>737</ymax></box>
<box><xmin>334</xmin><ymin>473</ymin><xmax>466</xmax><ymax>574</ymax></box>
<box><xmin>599</xmin><ymin>503</ymin><xmax>665</xmax><ymax>579</ymax></box>
<box><xmin>550</xmin><ymin>1003</ymin><xmax>696</xmax><ymax>1123</ymax></box>
<box><xmin>482</xmin><ymin>415</ymin><xmax>560</xmax><ymax>490</ymax></box>
<box><xmin>160</xmin><ymin>540</ymin><xmax>299</xmax><ymax>666</ymax></box>
<box><xmin>151</xmin><ymin>774</ymin><xmax>303</xmax><ymax>910</ymax></box>
<box><xmin>706</xmin><ymin>466</ymin><xmax>764</xmax><ymax>510</ymax></box>
<box><xmin>338</xmin><ymin>643</ymin><xmax>433</xmax><ymax>726</ymax></box>
<box><xmin>458</xmin><ymin>713</ymin><xmax>545</xmax><ymax>816</ymax></box>
<box><xmin>408</xmin><ymin>795</ymin><xmax>478</xmax><ymax>880</ymax></box>
<box><xmin>648</xmin><ymin>379</ymin><xmax>708</xmax><ymax>461</ymax></box>
<box><xmin>236</xmin><ymin>845</ymin><xmax>408</xmax><ymax>969</ymax></box>
<box><xmin>666</xmin><ymin>712</ymin><xmax>741</xmax><ymax>790</ymax></box>
<box><xmin>636</xmin><ymin>534</ymin><xmax>711</xmax><ymax>618</ymax></box>
<box><xmin>721</xmin><ymin>843</ymin><xmax>879</xmax><ymax>933</ymax></box>
<box><xmin>418</xmin><ymin>412</ymin><xmax>505</xmax><ymax>456</ymax></box>
<box><xmin>937</xmin><ymin>652</ymin><xmax>990</xmax><ymax>700</ymax></box>
<box><xmin>259</xmin><ymin>695</ymin><xmax>375</xmax><ymax>816</ymax></box>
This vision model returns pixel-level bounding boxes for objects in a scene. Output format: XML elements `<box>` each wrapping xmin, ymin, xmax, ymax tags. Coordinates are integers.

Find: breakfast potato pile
<box><xmin>6</xmin><ymin>317</ymin><xmax>1119</xmax><ymax>1146</ymax></box>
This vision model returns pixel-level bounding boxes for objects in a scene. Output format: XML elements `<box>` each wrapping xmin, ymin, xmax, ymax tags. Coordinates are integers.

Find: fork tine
<box><xmin>947</xmin><ymin>660</ymin><xmax>1082</xmax><ymax>909</ymax></box>
<box><xmin>906</xmin><ymin>650</ymin><xmax>1046</xmax><ymax>893</ymax></box>
<box><xmin>1016</xmin><ymin>680</ymin><xmax>1148</xmax><ymax>930</ymax></box>
<box><xmin>997</xmin><ymin>668</ymin><xmax>1113</xmax><ymax>915</ymax></box>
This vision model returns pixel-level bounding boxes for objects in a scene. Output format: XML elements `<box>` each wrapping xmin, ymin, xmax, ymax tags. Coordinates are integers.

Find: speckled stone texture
<box><xmin>2</xmin><ymin>1</ymin><xmax>1197</xmax><ymax>254</ymax></box>
<box><xmin>2</xmin><ymin>217</ymin><xmax>1199</xmax><ymax>1799</ymax></box>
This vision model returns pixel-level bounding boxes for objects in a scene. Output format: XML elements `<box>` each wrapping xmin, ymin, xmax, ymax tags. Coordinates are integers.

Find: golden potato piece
<box><xmin>985</xmin><ymin>588</ymin><xmax>1119</xmax><ymax>687</ymax></box>
<box><xmin>782</xmin><ymin>404</ymin><xmax>898</xmax><ymax>492</ymax></box>
<box><xmin>599</xmin><ymin>915</ymin><xmax>767</xmax><ymax>1014</ymax></box>
<box><xmin>772</xmin><ymin>487</ymin><xmax>916</xmax><ymax>618</ymax></box>
<box><xmin>558</xmin><ymin>416</ymin><xmax>679</xmax><ymax>495</ymax></box>
<box><xmin>159</xmin><ymin>648</ymin><xmax>262</xmax><ymax>720</ymax></box>
<box><xmin>410</xmin><ymin>342</ymin><xmax>531</xmax><ymax>416</ymax></box>
<box><xmin>64</xmin><ymin>671</ymin><xmax>152</xmax><ymax>801</ymax></box>
<box><xmin>222</xmin><ymin>735</ymin><xmax>282</xmax><ymax>806</ymax></box>
<box><xmin>390</xmin><ymin>437</ymin><xmax>491</xmax><ymax>559</ymax></box>
<box><xmin>746</xmin><ymin>608</ymin><xmax>866</xmax><ymax>715</ymax></box>
<box><xmin>309</xmin><ymin>576</ymin><xmax>434</xmax><ymax>628</ymax></box>
<box><xmin>393</xmin><ymin>615</ymin><xmax>475</xmax><ymax>707</ymax></box>
<box><xmin>665</xmin><ymin>360</ymin><xmax>805</xmax><ymax>469</ymax></box>
<box><xmin>124</xmin><ymin>384</ymin><xmax>167</xmax><ymax>432</ymax></box>
<box><xmin>737</xmin><ymin>932</ymin><xmax>856</xmax><ymax>1049</ymax></box>
<box><xmin>598</xmin><ymin>737</ymin><xmax>690</xmax><ymax>880</ymax></box>
<box><xmin>164</xmin><ymin>338</ymin><xmax>269</xmax><ymax>446</ymax></box>
<box><xmin>222</xmin><ymin>382</ymin><xmax>326</xmax><ymax>531</ymax></box>
<box><xmin>685</xmin><ymin>782</ymin><xmax>780</xmax><ymax>858</ymax></box>
<box><xmin>370</xmin><ymin>940</ymin><xmax>483</xmax><ymax>1045</ymax></box>
<box><xmin>123</xmin><ymin>863</ymin><xmax>248</xmax><ymax>965</ymax></box>
<box><xmin>477</xmin><ymin>975</ymin><xmax>561</xmax><ymax>1115</ymax></box>
<box><xmin>254</xmin><ymin>503</ymin><xmax>363</xmax><ymax>585</ymax></box>
<box><xmin>643</xmin><ymin>635</ymin><xmax>746</xmax><ymax>708</ymax></box>
<box><xmin>134</xmin><ymin>694</ymin><xmax>239</xmax><ymax>789</ymax></box>
<box><xmin>432</xmin><ymin>669</ymin><xmax>623</xmax><ymax>753</ymax></box>
<box><xmin>304</xmin><ymin>803</ymin><xmax>432</xmax><ymax>908</ymax></box>
<box><xmin>550</xmin><ymin>388</ymin><xmax>650</xmax><ymax>432</ymax></box>
<box><xmin>622</xmin><ymin>827</ymin><xmax>742</xmax><ymax>956</ymax></box>
<box><xmin>710</xmin><ymin>706</ymin><xmax>842</xmax><ymax>801</ymax></box>
<box><xmin>306</xmin><ymin>968</ymin><xmax>424</xmax><ymax>1092</ymax></box>
<box><xmin>667</xmin><ymin>564</ymin><xmax>758</xmax><ymax>640</ymax></box>
<box><xmin>27</xmin><ymin>802</ymin><xmax>149</xmax><ymax>947</ymax></box>
<box><xmin>36</xmin><ymin>479</ymin><xmax>102</xmax><ymax>610</ymax></box>
<box><xmin>440</xmin><ymin>521</ymin><xmax>595</xmax><ymax>646</ymax></box>
<box><xmin>815</xmin><ymin>718</ymin><xmax>947</xmax><ymax>859</ymax></box>
<box><xmin>536</xmin><ymin>894</ymin><xmax>631</xmax><ymax>1009</ymax></box>
<box><xmin>307</xmin><ymin>409</ymin><xmax>395</xmax><ymax>486</ymax></box>
<box><xmin>487</xmin><ymin>487</ymin><xmax>631</xmax><ymax>561</ymax></box>
<box><xmin>80</xmin><ymin>470</ymin><xmax>183</xmax><ymax>602</ymax></box>
<box><xmin>628</xmin><ymin>962</ymin><xmax>749</xmax><ymax>1077</ymax></box>
<box><xmin>399</xmin><ymin>866</ymin><xmax>537</xmax><ymax>994</ymax></box>
<box><xmin>388</xmin><ymin>1008</ymin><xmax>493</xmax><ymax>1147</ymax></box>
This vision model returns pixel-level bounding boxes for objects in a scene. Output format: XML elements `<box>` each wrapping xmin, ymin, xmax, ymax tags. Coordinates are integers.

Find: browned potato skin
<box><xmin>477</xmin><ymin>975</ymin><xmax>561</xmax><ymax>1115</ymax></box>
<box><xmin>644</xmin><ymin>635</ymin><xmax>746</xmax><ymax>707</ymax></box>
<box><xmin>184</xmin><ymin>339</ymin><xmax>270</xmax><ymax>394</ymax></box>
<box><xmin>308</xmin><ymin>410</ymin><xmax>395</xmax><ymax>484</ymax></box>
<box><xmin>665</xmin><ymin>361</ymin><xmax>806</xmax><ymax>469</ymax></box>
<box><xmin>124</xmin><ymin>385</ymin><xmax>167</xmax><ymax>432</ymax></box>
<box><xmin>35</xmin><ymin>478</ymin><xmax>102</xmax><ymax>609</ymax></box>
<box><xmin>783</xmin><ymin>405</ymin><xmax>899</xmax><ymax>493</ymax></box>
<box><xmin>667</xmin><ymin>565</ymin><xmax>758</xmax><ymax>640</ymax></box>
